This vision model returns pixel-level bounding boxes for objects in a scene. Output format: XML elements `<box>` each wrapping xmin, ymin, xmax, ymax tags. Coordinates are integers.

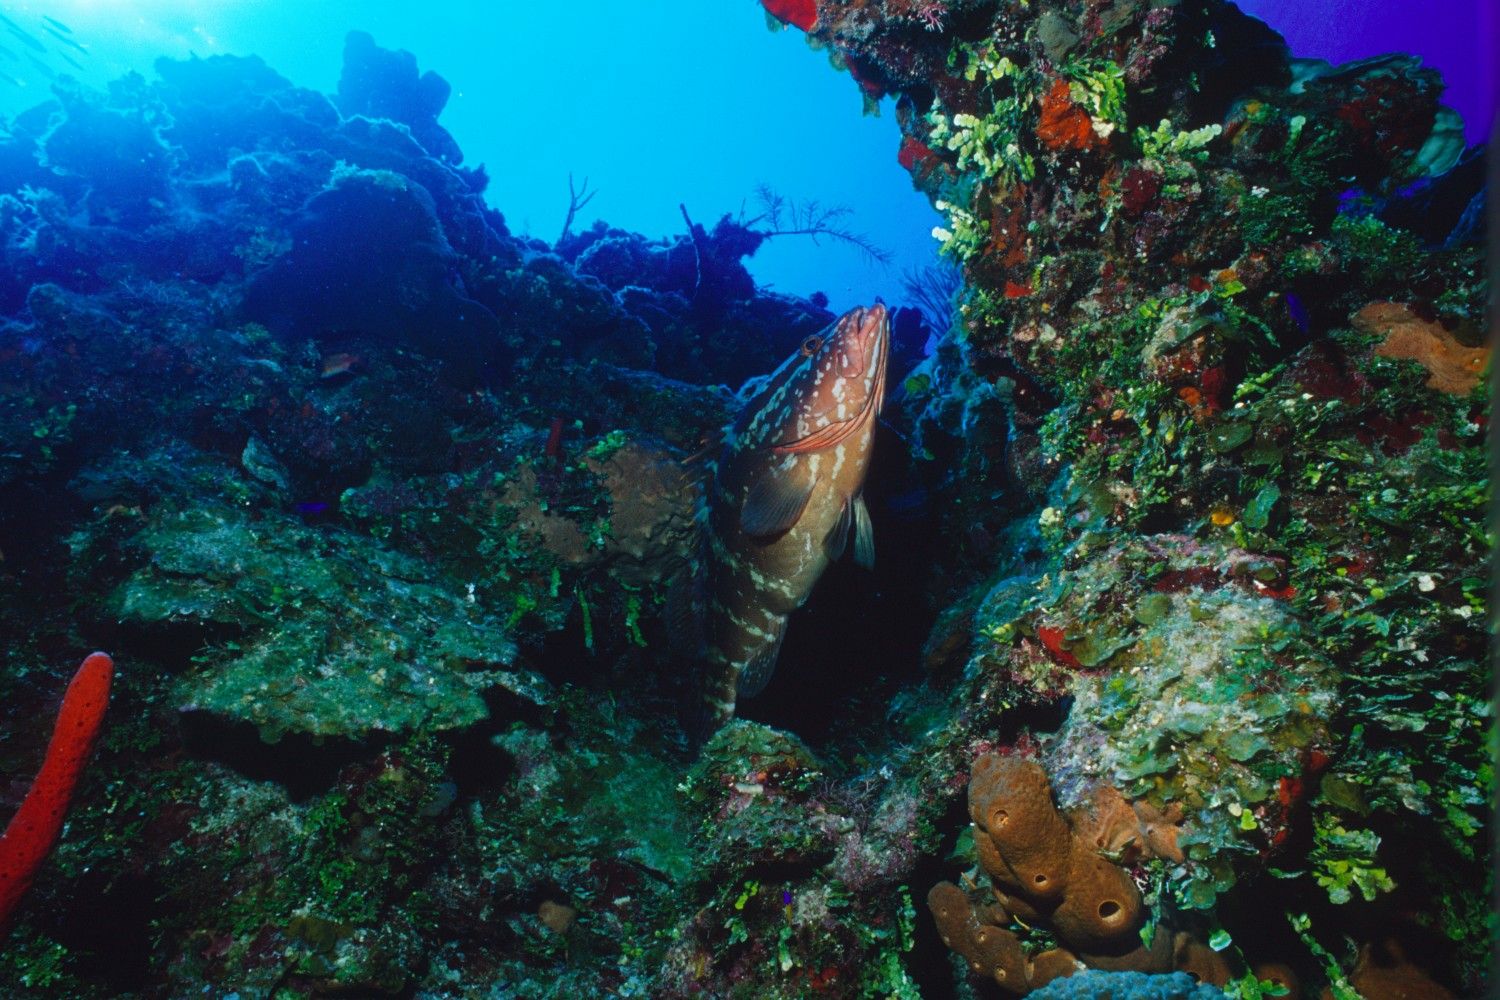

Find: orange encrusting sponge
<box><xmin>0</xmin><ymin>652</ymin><xmax>114</xmax><ymax>929</ymax></box>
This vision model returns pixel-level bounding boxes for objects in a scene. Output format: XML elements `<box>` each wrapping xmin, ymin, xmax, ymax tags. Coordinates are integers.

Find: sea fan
<box><xmin>901</xmin><ymin>259</ymin><xmax>963</xmax><ymax>333</ymax></box>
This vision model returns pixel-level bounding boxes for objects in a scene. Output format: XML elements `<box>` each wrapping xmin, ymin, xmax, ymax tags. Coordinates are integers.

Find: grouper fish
<box><xmin>698</xmin><ymin>303</ymin><xmax>889</xmax><ymax>732</ymax></box>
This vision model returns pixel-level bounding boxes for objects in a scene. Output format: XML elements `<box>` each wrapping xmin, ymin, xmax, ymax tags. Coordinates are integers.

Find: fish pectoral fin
<box><xmin>675</xmin><ymin>430</ymin><xmax>724</xmax><ymax>488</ymax></box>
<box><xmin>853</xmin><ymin>494</ymin><xmax>875</xmax><ymax>569</ymax></box>
<box><xmin>774</xmin><ymin>416</ymin><xmax>861</xmax><ymax>454</ymax></box>
<box><xmin>740</xmin><ymin>474</ymin><xmax>815</xmax><ymax>537</ymax></box>
<box><xmin>735</xmin><ymin>617</ymin><xmax>787</xmax><ymax>699</ymax></box>
<box><xmin>825</xmin><ymin>496</ymin><xmax>853</xmax><ymax>561</ymax></box>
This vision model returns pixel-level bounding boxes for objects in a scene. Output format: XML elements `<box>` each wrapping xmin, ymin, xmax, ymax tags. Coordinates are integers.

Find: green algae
<box><xmin>1051</xmin><ymin>581</ymin><xmax>1335</xmax><ymax>906</ymax></box>
<box><xmin>158</xmin><ymin>739</ymin><xmax>454</xmax><ymax>994</ymax></box>
<box><xmin>658</xmin><ymin>719</ymin><xmax>939</xmax><ymax>999</ymax></box>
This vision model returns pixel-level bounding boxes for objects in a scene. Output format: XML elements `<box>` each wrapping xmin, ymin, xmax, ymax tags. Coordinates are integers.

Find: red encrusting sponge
<box><xmin>0</xmin><ymin>652</ymin><xmax>114</xmax><ymax>930</ymax></box>
<box><xmin>762</xmin><ymin>0</ymin><xmax>817</xmax><ymax>32</ymax></box>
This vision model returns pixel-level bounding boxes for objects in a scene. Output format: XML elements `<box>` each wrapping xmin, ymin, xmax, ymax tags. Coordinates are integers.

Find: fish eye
<box><xmin>800</xmin><ymin>336</ymin><xmax>823</xmax><ymax>357</ymax></box>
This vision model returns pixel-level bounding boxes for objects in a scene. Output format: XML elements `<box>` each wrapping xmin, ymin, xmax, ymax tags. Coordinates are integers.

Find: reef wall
<box><xmin>759</xmin><ymin>0</ymin><xmax>1488</xmax><ymax>996</ymax></box>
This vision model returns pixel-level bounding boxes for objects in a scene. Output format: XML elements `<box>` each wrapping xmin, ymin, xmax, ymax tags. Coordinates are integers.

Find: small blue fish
<box><xmin>1335</xmin><ymin>186</ymin><xmax>1373</xmax><ymax>216</ymax></box>
<box><xmin>4</xmin><ymin>21</ymin><xmax>47</xmax><ymax>55</ymax></box>
<box><xmin>42</xmin><ymin>16</ymin><xmax>72</xmax><ymax>34</ymax></box>
<box><xmin>1285</xmin><ymin>293</ymin><xmax>1309</xmax><ymax>334</ymax></box>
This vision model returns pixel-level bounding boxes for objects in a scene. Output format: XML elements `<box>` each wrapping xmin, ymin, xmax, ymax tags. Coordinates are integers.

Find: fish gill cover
<box><xmin>0</xmin><ymin>4</ymin><xmax>1489</xmax><ymax>1000</ymax></box>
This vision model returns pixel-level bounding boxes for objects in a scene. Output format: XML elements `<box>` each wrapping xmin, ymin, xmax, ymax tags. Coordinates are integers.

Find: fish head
<box><xmin>742</xmin><ymin>304</ymin><xmax>888</xmax><ymax>454</ymax></box>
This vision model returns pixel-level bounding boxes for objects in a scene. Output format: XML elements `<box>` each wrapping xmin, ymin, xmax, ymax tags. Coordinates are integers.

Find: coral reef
<box><xmin>787</xmin><ymin>0</ymin><xmax>1488</xmax><ymax>995</ymax></box>
<box><xmin>0</xmin><ymin>30</ymin><xmax>824</xmax><ymax>994</ymax></box>
<box><xmin>243</xmin><ymin>165</ymin><xmax>504</xmax><ymax>374</ymax></box>
<box><xmin>335</xmin><ymin>30</ymin><xmax>463</xmax><ymax>164</ymax></box>
<box><xmin>0</xmin><ymin>5</ymin><xmax>1487</xmax><ymax>999</ymax></box>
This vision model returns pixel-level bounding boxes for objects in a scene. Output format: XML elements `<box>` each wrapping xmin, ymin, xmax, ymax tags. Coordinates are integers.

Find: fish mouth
<box><xmin>774</xmin><ymin>304</ymin><xmax>888</xmax><ymax>454</ymax></box>
<box><xmin>836</xmin><ymin>304</ymin><xmax>888</xmax><ymax>380</ymax></box>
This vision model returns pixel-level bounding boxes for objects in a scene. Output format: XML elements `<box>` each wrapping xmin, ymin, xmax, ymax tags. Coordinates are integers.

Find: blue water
<box><xmin>0</xmin><ymin>0</ymin><xmax>1490</xmax><ymax>312</ymax></box>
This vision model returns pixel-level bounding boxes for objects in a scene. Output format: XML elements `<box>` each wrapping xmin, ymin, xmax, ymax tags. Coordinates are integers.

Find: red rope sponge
<box><xmin>0</xmin><ymin>652</ymin><xmax>114</xmax><ymax>930</ymax></box>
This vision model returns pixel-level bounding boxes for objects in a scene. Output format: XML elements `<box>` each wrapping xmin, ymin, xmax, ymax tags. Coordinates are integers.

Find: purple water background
<box><xmin>1240</xmin><ymin>0</ymin><xmax>1496</xmax><ymax>142</ymax></box>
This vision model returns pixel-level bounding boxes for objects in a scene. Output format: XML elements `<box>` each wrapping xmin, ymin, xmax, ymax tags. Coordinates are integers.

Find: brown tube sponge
<box><xmin>1078</xmin><ymin>926</ymin><xmax>1174</xmax><ymax>973</ymax></box>
<box><xmin>971</xmin><ymin>923</ymin><xmax>1029</xmax><ymax>993</ymax></box>
<box><xmin>991</xmin><ymin>883</ymin><xmax>1044</xmax><ymax>925</ymax></box>
<box><xmin>928</xmin><ymin>881</ymin><xmax>978</xmax><ymax>954</ymax></box>
<box><xmin>1066</xmin><ymin>785</ymin><xmax>1147</xmax><ymax>863</ymax></box>
<box><xmin>975</xmin><ymin>893</ymin><xmax>1010</xmax><ymax>927</ymax></box>
<box><xmin>1132</xmin><ymin>799</ymin><xmax>1186</xmax><ymax>863</ymax></box>
<box><xmin>973</xmin><ymin>822</ymin><xmax>1013</xmax><ymax>882</ymax></box>
<box><xmin>969</xmin><ymin>755</ymin><xmax>1073</xmax><ymax>902</ymax></box>
<box><xmin>1339</xmin><ymin>939</ymin><xmax>1455</xmax><ymax>1000</ymax></box>
<box><xmin>1027</xmin><ymin>948</ymin><xmax>1083</xmax><ymax>988</ymax></box>
<box><xmin>1254</xmin><ymin>961</ymin><xmax>1303</xmax><ymax>1000</ymax></box>
<box><xmin>927</xmin><ymin>881</ymin><xmax>1028</xmax><ymax>993</ymax></box>
<box><xmin>936</xmin><ymin>756</ymin><xmax>1242</xmax><ymax>995</ymax></box>
<box><xmin>1174</xmin><ymin>931</ymin><xmax>1233</xmax><ymax>987</ymax></box>
<box><xmin>1047</xmin><ymin>838</ymin><xmax>1143</xmax><ymax>950</ymax></box>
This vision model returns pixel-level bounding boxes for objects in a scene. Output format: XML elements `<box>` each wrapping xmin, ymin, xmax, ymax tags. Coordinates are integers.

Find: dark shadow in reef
<box><xmin>1134</xmin><ymin>1</ymin><xmax>1291</xmax><ymax>127</ymax></box>
<box><xmin>177</xmin><ymin>710</ymin><xmax>383</xmax><ymax>800</ymax></box>
<box><xmin>30</xmin><ymin>867</ymin><xmax>159</xmax><ymax>991</ymax></box>
<box><xmin>443</xmin><ymin>681</ymin><xmax>553</xmax><ymax>796</ymax></box>
<box><xmin>177</xmin><ymin>679</ymin><xmax>549</xmax><ymax>800</ymax></box>
<box><xmin>904</xmin><ymin>789</ymin><xmax>976</xmax><ymax>995</ymax></box>
<box><xmin>113</xmin><ymin>619</ymin><xmax>248</xmax><ymax>678</ymax></box>
<box><xmin>1210</xmin><ymin>828</ymin><xmax>1468</xmax><ymax>992</ymax></box>
<box><xmin>1378</xmin><ymin>145</ymin><xmax>1488</xmax><ymax>248</ymax></box>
